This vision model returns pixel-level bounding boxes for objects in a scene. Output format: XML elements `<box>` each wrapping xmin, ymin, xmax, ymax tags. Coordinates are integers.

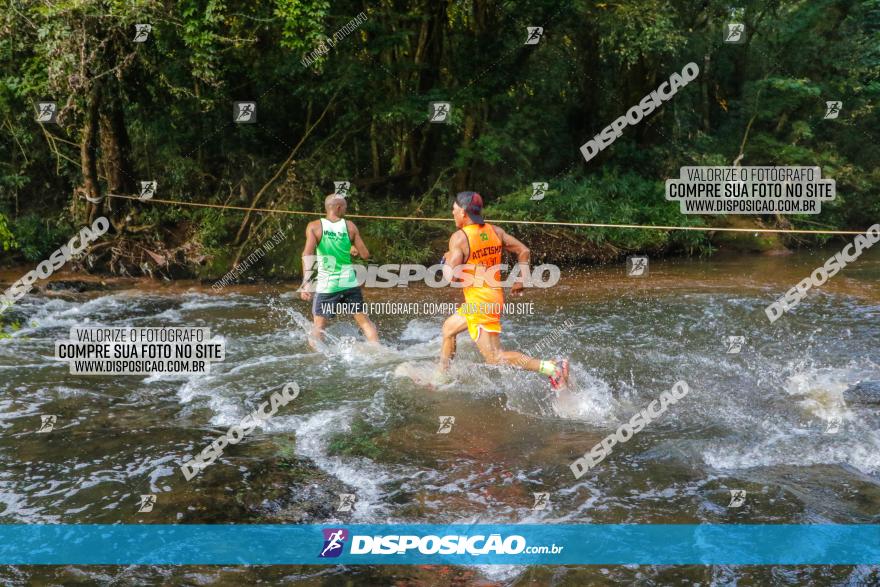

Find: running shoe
<box><xmin>548</xmin><ymin>358</ymin><xmax>570</xmax><ymax>391</ymax></box>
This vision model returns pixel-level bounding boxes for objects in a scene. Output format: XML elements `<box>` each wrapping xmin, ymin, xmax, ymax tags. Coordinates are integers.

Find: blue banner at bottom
<box><xmin>1</xmin><ymin>524</ymin><xmax>878</xmax><ymax>565</ymax></box>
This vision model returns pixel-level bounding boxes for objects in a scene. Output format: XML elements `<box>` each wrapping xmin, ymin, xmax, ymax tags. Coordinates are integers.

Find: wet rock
<box><xmin>269</xmin><ymin>474</ymin><xmax>343</xmax><ymax>523</ymax></box>
<box><xmin>844</xmin><ymin>381</ymin><xmax>880</xmax><ymax>405</ymax></box>
<box><xmin>172</xmin><ymin>453</ymin><xmax>346</xmax><ymax>524</ymax></box>
<box><xmin>241</xmin><ymin>455</ymin><xmax>351</xmax><ymax>523</ymax></box>
<box><xmin>44</xmin><ymin>279</ymin><xmax>112</xmax><ymax>292</ymax></box>
<box><xmin>712</xmin><ymin>228</ymin><xmax>790</xmax><ymax>254</ymax></box>
<box><xmin>709</xmin><ymin>216</ymin><xmax>791</xmax><ymax>254</ymax></box>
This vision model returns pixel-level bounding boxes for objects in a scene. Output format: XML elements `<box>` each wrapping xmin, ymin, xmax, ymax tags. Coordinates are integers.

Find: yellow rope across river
<box><xmin>102</xmin><ymin>193</ymin><xmax>867</xmax><ymax>236</ymax></box>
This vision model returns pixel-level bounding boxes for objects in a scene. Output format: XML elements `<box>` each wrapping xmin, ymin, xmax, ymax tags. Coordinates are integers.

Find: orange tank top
<box><xmin>460</xmin><ymin>223</ymin><xmax>503</xmax><ymax>292</ymax></box>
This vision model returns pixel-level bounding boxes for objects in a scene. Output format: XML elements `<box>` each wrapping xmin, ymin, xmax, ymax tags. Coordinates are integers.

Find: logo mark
<box><xmin>532</xmin><ymin>492</ymin><xmax>550</xmax><ymax>510</ymax></box>
<box><xmin>728</xmin><ymin>489</ymin><xmax>747</xmax><ymax>508</ymax></box>
<box><xmin>138</xmin><ymin>494</ymin><xmax>156</xmax><ymax>512</ymax></box>
<box><xmin>139</xmin><ymin>180</ymin><xmax>157</xmax><ymax>201</ymax></box>
<box><xmin>627</xmin><ymin>256</ymin><xmax>648</xmax><ymax>277</ymax></box>
<box><xmin>531</xmin><ymin>182</ymin><xmax>548</xmax><ymax>201</ymax></box>
<box><xmin>334</xmin><ymin>181</ymin><xmax>351</xmax><ymax>197</ymax></box>
<box><xmin>37</xmin><ymin>414</ymin><xmax>57</xmax><ymax>433</ymax></box>
<box><xmin>437</xmin><ymin>416</ymin><xmax>455</xmax><ymax>434</ymax></box>
<box><xmin>319</xmin><ymin>528</ymin><xmax>349</xmax><ymax>558</ymax></box>
<box><xmin>824</xmin><ymin>416</ymin><xmax>842</xmax><ymax>434</ymax></box>
<box><xmin>336</xmin><ymin>493</ymin><xmax>356</xmax><ymax>512</ymax></box>
<box><xmin>428</xmin><ymin>101</ymin><xmax>451</xmax><ymax>123</ymax></box>
<box><xmin>824</xmin><ymin>101</ymin><xmax>842</xmax><ymax>120</ymax></box>
<box><xmin>725</xmin><ymin>23</ymin><xmax>745</xmax><ymax>43</ymax></box>
<box><xmin>726</xmin><ymin>336</ymin><xmax>745</xmax><ymax>354</ymax></box>
<box><xmin>233</xmin><ymin>102</ymin><xmax>257</xmax><ymax>123</ymax></box>
<box><xmin>133</xmin><ymin>24</ymin><xmax>152</xmax><ymax>42</ymax></box>
<box><xmin>36</xmin><ymin>102</ymin><xmax>58</xmax><ymax>123</ymax></box>
<box><xmin>525</xmin><ymin>27</ymin><xmax>543</xmax><ymax>45</ymax></box>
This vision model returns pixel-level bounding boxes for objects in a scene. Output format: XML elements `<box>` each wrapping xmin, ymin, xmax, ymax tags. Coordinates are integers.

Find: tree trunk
<box><xmin>100</xmin><ymin>93</ymin><xmax>134</xmax><ymax>213</ymax></box>
<box><xmin>701</xmin><ymin>53</ymin><xmax>712</xmax><ymax>133</ymax></box>
<box><xmin>370</xmin><ymin>118</ymin><xmax>380</xmax><ymax>179</ymax></box>
<box><xmin>80</xmin><ymin>87</ymin><xmax>102</xmax><ymax>224</ymax></box>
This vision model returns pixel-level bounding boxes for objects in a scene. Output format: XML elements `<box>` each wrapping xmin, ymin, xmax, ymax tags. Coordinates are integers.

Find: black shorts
<box><xmin>312</xmin><ymin>287</ymin><xmax>366</xmax><ymax>317</ymax></box>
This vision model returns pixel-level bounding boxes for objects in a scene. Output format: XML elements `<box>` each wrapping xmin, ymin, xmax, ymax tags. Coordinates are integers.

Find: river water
<box><xmin>0</xmin><ymin>248</ymin><xmax>878</xmax><ymax>585</ymax></box>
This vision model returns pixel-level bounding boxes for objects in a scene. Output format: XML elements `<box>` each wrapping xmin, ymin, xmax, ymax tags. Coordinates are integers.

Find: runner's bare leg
<box><xmin>439</xmin><ymin>314</ymin><xmax>468</xmax><ymax>371</ymax></box>
<box><xmin>309</xmin><ymin>316</ymin><xmax>328</xmax><ymax>351</ymax></box>
<box><xmin>473</xmin><ymin>330</ymin><xmax>542</xmax><ymax>372</ymax></box>
<box><xmin>353</xmin><ymin>313</ymin><xmax>379</xmax><ymax>343</ymax></box>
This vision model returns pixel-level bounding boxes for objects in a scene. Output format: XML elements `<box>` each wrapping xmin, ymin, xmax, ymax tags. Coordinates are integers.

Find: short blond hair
<box><xmin>324</xmin><ymin>193</ymin><xmax>346</xmax><ymax>210</ymax></box>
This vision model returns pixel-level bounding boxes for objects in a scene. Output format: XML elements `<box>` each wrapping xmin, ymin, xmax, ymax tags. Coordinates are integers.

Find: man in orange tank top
<box><xmin>435</xmin><ymin>191</ymin><xmax>569</xmax><ymax>391</ymax></box>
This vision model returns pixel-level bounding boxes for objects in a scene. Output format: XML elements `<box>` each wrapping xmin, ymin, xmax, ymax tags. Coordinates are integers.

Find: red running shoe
<box><xmin>548</xmin><ymin>358</ymin><xmax>570</xmax><ymax>391</ymax></box>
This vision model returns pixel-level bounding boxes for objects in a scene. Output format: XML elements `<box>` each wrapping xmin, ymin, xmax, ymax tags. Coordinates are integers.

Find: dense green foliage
<box><xmin>0</xmin><ymin>0</ymin><xmax>877</xmax><ymax>274</ymax></box>
<box><xmin>0</xmin><ymin>213</ymin><xmax>15</xmax><ymax>252</ymax></box>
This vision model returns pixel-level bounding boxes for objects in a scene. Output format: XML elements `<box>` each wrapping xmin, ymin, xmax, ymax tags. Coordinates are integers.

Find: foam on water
<box><xmin>175</xmin><ymin>370</ymin><xmax>218</xmax><ymax>404</ymax></box>
<box><xmin>179</xmin><ymin>293</ymin><xmax>253</xmax><ymax>311</ymax></box>
<box><xmin>548</xmin><ymin>366</ymin><xmax>617</xmax><ymax>423</ymax></box>
<box><xmin>393</xmin><ymin>360</ymin><xmax>439</xmax><ymax>387</ymax></box>
<box><xmin>700</xmin><ymin>363</ymin><xmax>880</xmax><ymax>474</ymax></box>
<box><xmin>153</xmin><ymin>308</ymin><xmax>182</xmax><ymax>321</ymax></box>
<box><xmin>3</xmin><ymin>267</ymin><xmax>878</xmax><ymax>583</ymax></box>
<box><xmin>400</xmin><ymin>319</ymin><xmax>442</xmax><ymax>342</ymax></box>
<box><xmin>702</xmin><ymin>434</ymin><xmax>880</xmax><ymax>474</ymax></box>
<box><xmin>392</xmin><ymin>353</ymin><xmax>618</xmax><ymax>424</ymax></box>
<box><xmin>51</xmin><ymin>293</ymin><xmax>128</xmax><ymax>318</ymax></box>
<box><xmin>783</xmin><ymin>365</ymin><xmax>853</xmax><ymax>422</ymax></box>
<box><xmin>0</xmin><ymin>470</ymin><xmax>58</xmax><ymax>523</ymax></box>
<box><xmin>292</xmin><ymin>406</ymin><xmax>408</xmax><ymax>521</ymax></box>
<box><xmin>225</xmin><ymin>353</ymin><xmax>309</xmax><ymax>375</ymax></box>
<box><xmin>270</xmin><ymin>303</ymin><xmax>438</xmax><ymax>369</ymax></box>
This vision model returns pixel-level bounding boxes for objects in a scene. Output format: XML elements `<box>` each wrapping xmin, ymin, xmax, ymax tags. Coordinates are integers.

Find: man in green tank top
<box><xmin>299</xmin><ymin>194</ymin><xmax>379</xmax><ymax>349</ymax></box>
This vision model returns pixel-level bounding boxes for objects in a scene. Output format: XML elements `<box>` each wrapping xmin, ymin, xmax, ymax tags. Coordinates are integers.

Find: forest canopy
<box><xmin>1</xmin><ymin>0</ymin><xmax>878</xmax><ymax>277</ymax></box>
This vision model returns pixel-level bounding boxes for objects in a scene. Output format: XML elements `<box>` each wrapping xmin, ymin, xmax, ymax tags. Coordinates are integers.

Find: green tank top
<box><xmin>315</xmin><ymin>218</ymin><xmax>359</xmax><ymax>293</ymax></box>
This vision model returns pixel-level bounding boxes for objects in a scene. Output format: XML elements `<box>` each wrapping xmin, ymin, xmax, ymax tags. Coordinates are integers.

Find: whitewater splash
<box><xmin>274</xmin><ymin>292</ymin><xmax>619</xmax><ymax>429</ymax></box>
<box><xmin>702</xmin><ymin>362</ymin><xmax>880</xmax><ymax>475</ymax></box>
<box><xmin>2</xmin><ymin>259</ymin><xmax>878</xmax><ymax>585</ymax></box>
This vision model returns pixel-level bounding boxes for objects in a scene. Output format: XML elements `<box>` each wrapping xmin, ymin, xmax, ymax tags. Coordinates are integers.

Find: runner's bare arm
<box><xmin>300</xmin><ymin>221</ymin><xmax>320</xmax><ymax>300</ymax></box>
<box><xmin>442</xmin><ymin>231</ymin><xmax>467</xmax><ymax>283</ymax></box>
<box><xmin>347</xmin><ymin>221</ymin><xmax>370</xmax><ymax>259</ymax></box>
<box><xmin>302</xmin><ymin>221</ymin><xmax>320</xmax><ymax>256</ymax></box>
<box><xmin>494</xmin><ymin>226</ymin><xmax>531</xmax><ymax>294</ymax></box>
<box><xmin>446</xmin><ymin>231</ymin><xmax>467</xmax><ymax>266</ymax></box>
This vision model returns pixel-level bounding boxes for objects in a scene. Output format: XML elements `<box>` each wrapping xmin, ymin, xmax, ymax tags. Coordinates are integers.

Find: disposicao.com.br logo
<box><xmin>318</xmin><ymin>528</ymin><xmax>563</xmax><ymax>558</ymax></box>
<box><xmin>319</xmin><ymin>528</ymin><xmax>349</xmax><ymax>558</ymax></box>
